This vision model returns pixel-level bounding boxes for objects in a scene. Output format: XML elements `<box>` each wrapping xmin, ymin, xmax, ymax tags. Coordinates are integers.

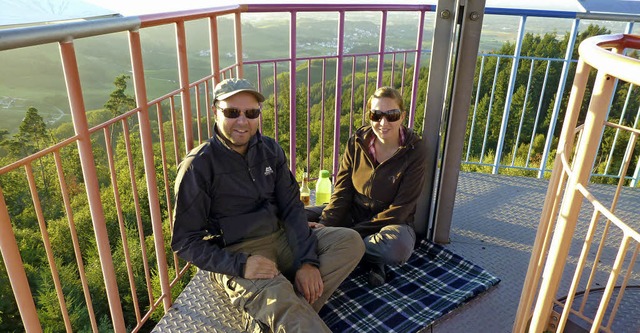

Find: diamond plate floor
<box><xmin>154</xmin><ymin>172</ymin><xmax>640</xmax><ymax>333</ymax></box>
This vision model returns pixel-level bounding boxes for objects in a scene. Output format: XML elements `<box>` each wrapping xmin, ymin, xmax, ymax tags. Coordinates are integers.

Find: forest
<box><xmin>1</xmin><ymin>24</ymin><xmax>639</xmax><ymax>331</ymax></box>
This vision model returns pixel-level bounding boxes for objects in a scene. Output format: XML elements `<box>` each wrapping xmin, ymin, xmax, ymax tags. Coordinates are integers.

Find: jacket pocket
<box><xmin>216</xmin><ymin>206</ymin><xmax>280</xmax><ymax>246</ymax></box>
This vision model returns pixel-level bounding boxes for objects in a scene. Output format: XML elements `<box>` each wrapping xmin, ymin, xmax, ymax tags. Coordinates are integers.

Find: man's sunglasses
<box><xmin>216</xmin><ymin>107</ymin><xmax>262</xmax><ymax>119</ymax></box>
<box><xmin>367</xmin><ymin>109</ymin><xmax>402</xmax><ymax>122</ymax></box>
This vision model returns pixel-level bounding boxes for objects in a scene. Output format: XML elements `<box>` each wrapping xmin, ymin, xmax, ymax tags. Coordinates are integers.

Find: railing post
<box><xmin>408</xmin><ymin>10</ymin><xmax>426</xmax><ymax>129</ymax></box>
<box><xmin>492</xmin><ymin>15</ymin><xmax>526</xmax><ymax>174</ymax></box>
<box><xmin>234</xmin><ymin>12</ymin><xmax>244</xmax><ymax>78</ymax></box>
<box><xmin>333</xmin><ymin>11</ymin><xmax>346</xmax><ymax>176</ymax></box>
<box><xmin>538</xmin><ymin>19</ymin><xmax>580</xmax><ymax>178</ymax></box>
<box><xmin>128</xmin><ymin>29</ymin><xmax>173</xmax><ymax>313</ymax></box>
<box><xmin>0</xmin><ymin>188</ymin><xmax>42</xmax><ymax>333</ymax></box>
<box><xmin>209</xmin><ymin>16</ymin><xmax>221</xmax><ymax>84</ymax></box>
<box><xmin>176</xmin><ymin>21</ymin><xmax>194</xmax><ymax>154</ymax></box>
<box><xmin>376</xmin><ymin>10</ymin><xmax>387</xmax><ymax>88</ymax></box>
<box><xmin>59</xmin><ymin>40</ymin><xmax>126</xmax><ymax>332</ymax></box>
<box><xmin>290</xmin><ymin>11</ymin><xmax>298</xmax><ymax>173</ymax></box>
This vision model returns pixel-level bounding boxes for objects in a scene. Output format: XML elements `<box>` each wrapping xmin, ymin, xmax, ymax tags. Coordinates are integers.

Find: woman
<box><xmin>309</xmin><ymin>86</ymin><xmax>427</xmax><ymax>287</ymax></box>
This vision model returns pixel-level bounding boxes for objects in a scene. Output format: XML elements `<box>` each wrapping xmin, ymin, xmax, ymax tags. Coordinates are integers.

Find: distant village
<box><xmin>0</xmin><ymin>96</ymin><xmax>26</xmax><ymax>109</ymax></box>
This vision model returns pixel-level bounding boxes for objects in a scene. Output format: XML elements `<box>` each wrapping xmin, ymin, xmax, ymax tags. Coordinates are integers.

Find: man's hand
<box><xmin>308</xmin><ymin>222</ymin><xmax>325</xmax><ymax>229</ymax></box>
<box><xmin>295</xmin><ymin>263</ymin><xmax>323</xmax><ymax>304</ymax></box>
<box><xmin>243</xmin><ymin>255</ymin><xmax>279</xmax><ymax>279</ymax></box>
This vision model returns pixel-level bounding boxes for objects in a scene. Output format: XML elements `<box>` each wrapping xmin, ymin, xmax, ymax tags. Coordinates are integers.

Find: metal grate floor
<box><xmin>153</xmin><ymin>172</ymin><xmax>640</xmax><ymax>333</ymax></box>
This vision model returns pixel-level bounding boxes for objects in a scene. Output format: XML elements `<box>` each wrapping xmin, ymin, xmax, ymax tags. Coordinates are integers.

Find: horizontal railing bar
<box><xmin>246</xmin><ymin>4</ymin><xmax>436</xmax><ymax>13</ymax></box>
<box><xmin>0</xmin><ymin>16</ymin><xmax>140</xmax><ymax>51</ymax></box>
<box><xmin>138</xmin><ymin>5</ymin><xmax>243</xmax><ymax>28</ymax></box>
<box><xmin>0</xmin><ymin>137</ymin><xmax>78</xmax><ymax>174</ymax></box>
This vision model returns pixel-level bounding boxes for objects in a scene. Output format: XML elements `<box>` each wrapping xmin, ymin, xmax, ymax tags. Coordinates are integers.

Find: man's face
<box><xmin>214</xmin><ymin>92</ymin><xmax>261</xmax><ymax>155</ymax></box>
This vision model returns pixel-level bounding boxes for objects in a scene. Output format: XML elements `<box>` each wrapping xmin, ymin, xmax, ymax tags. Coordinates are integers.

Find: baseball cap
<box><xmin>212</xmin><ymin>78</ymin><xmax>265</xmax><ymax>103</ymax></box>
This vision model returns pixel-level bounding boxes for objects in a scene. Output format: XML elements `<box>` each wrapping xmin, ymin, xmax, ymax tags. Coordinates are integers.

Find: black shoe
<box><xmin>368</xmin><ymin>263</ymin><xmax>386</xmax><ymax>287</ymax></box>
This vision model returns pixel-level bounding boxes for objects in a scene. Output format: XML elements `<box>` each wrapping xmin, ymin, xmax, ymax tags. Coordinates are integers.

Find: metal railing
<box><xmin>0</xmin><ymin>2</ymin><xmax>638</xmax><ymax>332</ymax></box>
<box><xmin>515</xmin><ymin>33</ymin><xmax>640</xmax><ymax>333</ymax></box>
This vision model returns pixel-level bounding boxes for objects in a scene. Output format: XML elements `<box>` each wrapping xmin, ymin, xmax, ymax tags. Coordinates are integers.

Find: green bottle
<box><xmin>315</xmin><ymin>170</ymin><xmax>332</xmax><ymax>206</ymax></box>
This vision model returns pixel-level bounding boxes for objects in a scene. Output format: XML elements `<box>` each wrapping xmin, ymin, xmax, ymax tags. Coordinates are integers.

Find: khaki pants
<box><xmin>211</xmin><ymin>226</ymin><xmax>364</xmax><ymax>333</ymax></box>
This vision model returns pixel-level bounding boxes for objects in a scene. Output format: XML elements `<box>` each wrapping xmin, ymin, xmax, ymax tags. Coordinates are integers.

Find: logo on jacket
<box><xmin>264</xmin><ymin>166</ymin><xmax>274</xmax><ymax>176</ymax></box>
<box><xmin>389</xmin><ymin>171</ymin><xmax>402</xmax><ymax>184</ymax></box>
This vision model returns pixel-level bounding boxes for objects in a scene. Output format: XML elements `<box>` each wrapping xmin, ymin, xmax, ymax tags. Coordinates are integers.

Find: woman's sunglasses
<box><xmin>367</xmin><ymin>109</ymin><xmax>402</xmax><ymax>122</ymax></box>
<box><xmin>216</xmin><ymin>107</ymin><xmax>262</xmax><ymax>119</ymax></box>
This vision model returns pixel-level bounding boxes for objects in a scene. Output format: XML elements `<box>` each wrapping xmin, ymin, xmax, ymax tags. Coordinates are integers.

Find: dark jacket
<box><xmin>171</xmin><ymin>129</ymin><xmax>318</xmax><ymax>277</ymax></box>
<box><xmin>320</xmin><ymin>125</ymin><xmax>427</xmax><ymax>237</ymax></box>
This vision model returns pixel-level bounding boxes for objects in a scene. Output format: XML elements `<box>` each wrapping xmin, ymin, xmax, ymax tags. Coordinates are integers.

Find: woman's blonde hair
<box><xmin>366</xmin><ymin>86</ymin><xmax>404</xmax><ymax>111</ymax></box>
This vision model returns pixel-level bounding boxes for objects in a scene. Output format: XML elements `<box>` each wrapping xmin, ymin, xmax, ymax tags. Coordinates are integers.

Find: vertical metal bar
<box><xmin>209</xmin><ymin>16</ymin><xmax>221</xmax><ymax>84</ymax></box>
<box><xmin>603</xmin><ymin>84</ymin><xmax>633</xmax><ymax>175</ymax></box>
<box><xmin>513</xmin><ymin>58</ymin><xmax>591</xmax><ymax>333</ymax></box>
<box><xmin>155</xmin><ymin>103</ymin><xmax>181</xmax><ymax>276</ymax></box>
<box><xmin>205</xmin><ymin>80</ymin><xmax>212</xmax><ymax>138</ymax></box>
<box><xmin>409</xmin><ymin>10</ymin><xmax>426</xmax><ymax>128</ymax></box>
<box><xmin>400</xmin><ymin>52</ymin><xmax>407</xmax><ymax>95</ymax></box>
<box><xmin>630</xmin><ymin>105</ymin><xmax>640</xmax><ymax>187</ymax></box>
<box><xmin>273</xmin><ymin>62</ymin><xmax>278</xmax><ymax>141</ymax></box>
<box><xmin>333</xmin><ymin>11</ymin><xmax>346</xmax><ymax>176</ymax></box>
<box><xmin>527</xmin><ymin>69</ymin><xmax>615</xmax><ymax>333</ymax></box>
<box><xmin>349</xmin><ymin>56</ymin><xmax>356</xmax><ymax>137</ymax></box>
<box><xmin>606</xmin><ymin>243</ymin><xmax>639</xmax><ymax>329</ymax></box>
<box><xmin>321</xmin><ymin>58</ymin><xmax>326</xmax><ymax>170</ymax></box>
<box><xmin>377</xmin><ymin>11</ymin><xmax>388</xmax><ymax>88</ymax></box>
<box><xmin>195</xmin><ymin>83</ymin><xmax>202</xmax><ymax>143</ymax></box>
<box><xmin>169</xmin><ymin>96</ymin><xmax>181</xmax><ymax>165</ymax></box>
<box><xmin>103</xmin><ymin>127</ymin><xmax>141</xmax><ymax>323</ymax></box>
<box><xmin>466</xmin><ymin>55</ymin><xmax>485</xmax><ymax>161</ymax></box>
<box><xmin>0</xmin><ymin>187</ymin><xmax>42</xmax><ymax>333</ymax></box>
<box><xmin>526</xmin><ymin>60</ymin><xmax>551</xmax><ymax>168</ymax></box>
<box><xmin>129</xmin><ymin>29</ymin><xmax>172</xmax><ymax>313</ymax></box>
<box><xmin>363</xmin><ymin>55</ymin><xmax>369</xmax><ymax>126</ymax></box>
<box><xmin>59</xmin><ymin>40</ymin><xmax>126</xmax><ymax>332</ymax></box>
<box><xmin>538</xmin><ymin>19</ymin><xmax>580</xmax><ymax>178</ymax></box>
<box><xmin>390</xmin><ymin>52</ymin><xmax>396</xmax><ymax>86</ymax></box>
<box><xmin>414</xmin><ymin>0</ymin><xmax>458</xmax><ymax>239</ymax></box>
<box><xmin>234</xmin><ymin>12</ymin><xmax>244</xmax><ymax>78</ymax></box>
<box><xmin>290</xmin><ymin>11</ymin><xmax>298</xmax><ymax>173</ymax></box>
<box><xmin>480</xmin><ymin>56</ymin><xmax>501</xmax><ymax>163</ymax></box>
<box><xmin>257</xmin><ymin>64</ymin><xmax>263</xmax><ymax>132</ymax></box>
<box><xmin>431</xmin><ymin>0</ymin><xmax>486</xmax><ymax>243</ymax></box>
<box><xmin>511</xmin><ymin>58</ymin><xmax>535</xmax><ymax>166</ymax></box>
<box><xmin>175</xmin><ymin>21</ymin><xmax>194</xmax><ymax>154</ymax></box>
<box><xmin>592</xmin><ymin>236</ymin><xmax>631</xmax><ymax>330</ymax></box>
<box><xmin>306</xmin><ymin>59</ymin><xmax>312</xmax><ymax>173</ymax></box>
<box><xmin>53</xmin><ymin>150</ymin><xmax>99</xmax><ymax>331</ymax></box>
<box><xmin>492</xmin><ymin>16</ymin><xmax>526</xmax><ymax>174</ymax></box>
<box><xmin>122</xmin><ymin>121</ymin><xmax>154</xmax><ymax>303</ymax></box>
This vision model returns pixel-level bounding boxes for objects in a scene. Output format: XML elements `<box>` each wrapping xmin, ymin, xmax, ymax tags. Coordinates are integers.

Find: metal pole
<box><xmin>175</xmin><ymin>21</ymin><xmax>194</xmax><ymax>154</ymax></box>
<box><xmin>128</xmin><ymin>29</ymin><xmax>173</xmax><ymax>313</ymax></box>
<box><xmin>409</xmin><ymin>10</ymin><xmax>426</xmax><ymax>129</ymax></box>
<box><xmin>377</xmin><ymin>11</ymin><xmax>388</xmax><ymax>88</ymax></box>
<box><xmin>0</xmin><ymin>188</ymin><xmax>42</xmax><ymax>332</ymax></box>
<box><xmin>59</xmin><ymin>40</ymin><xmax>126</xmax><ymax>332</ymax></box>
<box><xmin>333</xmin><ymin>11</ymin><xmax>346</xmax><ymax>176</ymax></box>
<box><xmin>290</xmin><ymin>11</ymin><xmax>298</xmax><ymax>173</ymax></box>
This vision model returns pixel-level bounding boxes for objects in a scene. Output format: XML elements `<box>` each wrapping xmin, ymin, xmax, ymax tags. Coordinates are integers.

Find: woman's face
<box><xmin>369</xmin><ymin>96</ymin><xmax>405</xmax><ymax>142</ymax></box>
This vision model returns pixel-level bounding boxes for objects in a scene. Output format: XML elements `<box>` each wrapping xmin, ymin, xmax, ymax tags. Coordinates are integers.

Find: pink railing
<box><xmin>0</xmin><ymin>3</ymin><xmax>434</xmax><ymax>332</ymax></box>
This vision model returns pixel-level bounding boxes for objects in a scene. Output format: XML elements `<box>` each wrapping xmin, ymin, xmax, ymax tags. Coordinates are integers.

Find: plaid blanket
<box><xmin>319</xmin><ymin>240</ymin><xmax>500</xmax><ymax>333</ymax></box>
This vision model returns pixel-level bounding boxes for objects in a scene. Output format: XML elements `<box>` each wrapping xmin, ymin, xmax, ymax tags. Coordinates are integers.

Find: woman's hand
<box><xmin>308</xmin><ymin>222</ymin><xmax>325</xmax><ymax>229</ymax></box>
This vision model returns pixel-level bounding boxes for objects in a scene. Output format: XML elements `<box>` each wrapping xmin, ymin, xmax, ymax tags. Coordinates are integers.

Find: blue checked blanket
<box><xmin>319</xmin><ymin>240</ymin><xmax>500</xmax><ymax>333</ymax></box>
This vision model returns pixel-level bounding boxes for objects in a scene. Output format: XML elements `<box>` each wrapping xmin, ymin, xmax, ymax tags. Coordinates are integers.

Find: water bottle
<box><xmin>299</xmin><ymin>169</ymin><xmax>311</xmax><ymax>206</ymax></box>
<box><xmin>315</xmin><ymin>169</ymin><xmax>332</xmax><ymax>206</ymax></box>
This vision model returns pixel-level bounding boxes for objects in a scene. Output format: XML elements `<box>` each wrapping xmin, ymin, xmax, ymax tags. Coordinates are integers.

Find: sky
<box><xmin>1</xmin><ymin>0</ymin><xmax>639</xmax><ymax>27</ymax></box>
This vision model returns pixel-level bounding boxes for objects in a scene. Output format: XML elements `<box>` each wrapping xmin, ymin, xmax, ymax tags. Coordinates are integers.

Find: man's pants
<box><xmin>211</xmin><ymin>226</ymin><xmax>364</xmax><ymax>332</ymax></box>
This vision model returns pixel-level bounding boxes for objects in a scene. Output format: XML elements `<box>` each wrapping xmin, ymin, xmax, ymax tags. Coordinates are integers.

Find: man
<box><xmin>171</xmin><ymin>78</ymin><xmax>364</xmax><ymax>332</ymax></box>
